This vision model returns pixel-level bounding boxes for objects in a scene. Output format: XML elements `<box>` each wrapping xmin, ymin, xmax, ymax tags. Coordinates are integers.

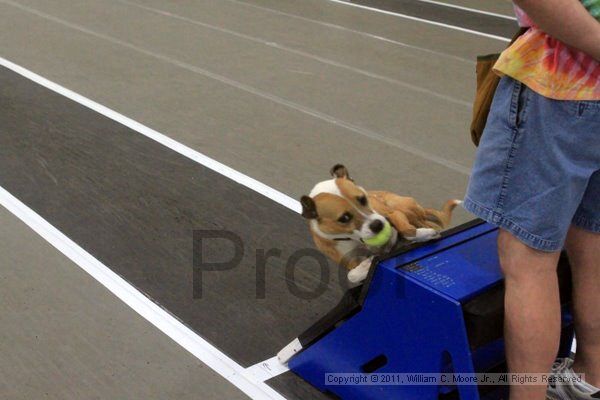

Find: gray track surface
<box><xmin>0</xmin><ymin>0</ymin><xmax>506</xmax><ymax>216</ymax></box>
<box><xmin>0</xmin><ymin>207</ymin><xmax>249</xmax><ymax>400</ymax></box>
<box><xmin>436</xmin><ymin>0</ymin><xmax>514</xmax><ymax>15</ymax></box>
<box><xmin>0</xmin><ymin>0</ymin><xmax>512</xmax><ymax>398</ymax></box>
<box><xmin>337</xmin><ymin>0</ymin><xmax>516</xmax><ymax>38</ymax></box>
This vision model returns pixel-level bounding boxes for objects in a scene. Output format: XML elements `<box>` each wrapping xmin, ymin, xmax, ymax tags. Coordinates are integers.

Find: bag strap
<box><xmin>510</xmin><ymin>27</ymin><xmax>529</xmax><ymax>45</ymax></box>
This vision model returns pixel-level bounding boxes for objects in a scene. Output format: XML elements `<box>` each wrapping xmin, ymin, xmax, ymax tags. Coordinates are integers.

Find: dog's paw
<box><xmin>347</xmin><ymin>257</ymin><xmax>373</xmax><ymax>283</ymax></box>
<box><xmin>406</xmin><ymin>228</ymin><xmax>440</xmax><ymax>242</ymax></box>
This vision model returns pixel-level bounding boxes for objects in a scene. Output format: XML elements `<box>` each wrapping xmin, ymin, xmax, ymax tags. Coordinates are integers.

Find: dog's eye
<box><xmin>337</xmin><ymin>212</ymin><xmax>353</xmax><ymax>224</ymax></box>
<box><xmin>357</xmin><ymin>196</ymin><xmax>368</xmax><ymax>206</ymax></box>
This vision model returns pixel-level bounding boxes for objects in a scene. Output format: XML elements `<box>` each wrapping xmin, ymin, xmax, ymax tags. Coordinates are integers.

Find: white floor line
<box><xmin>0</xmin><ymin>1</ymin><xmax>473</xmax><ymax>176</ymax></box>
<box><xmin>246</xmin><ymin>357</ymin><xmax>291</xmax><ymax>383</ymax></box>
<box><xmin>325</xmin><ymin>0</ymin><xmax>511</xmax><ymax>42</ymax></box>
<box><xmin>221</xmin><ymin>0</ymin><xmax>473</xmax><ymax>64</ymax></box>
<box><xmin>115</xmin><ymin>0</ymin><xmax>471</xmax><ymax>101</ymax></box>
<box><xmin>0</xmin><ymin>56</ymin><xmax>301</xmax><ymax>214</ymax></box>
<box><xmin>0</xmin><ymin>186</ymin><xmax>287</xmax><ymax>400</ymax></box>
<box><xmin>412</xmin><ymin>0</ymin><xmax>517</xmax><ymax>20</ymax></box>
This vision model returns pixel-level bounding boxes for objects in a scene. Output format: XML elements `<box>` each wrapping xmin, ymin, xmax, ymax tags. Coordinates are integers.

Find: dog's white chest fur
<box><xmin>335</xmin><ymin>240</ymin><xmax>360</xmax><ymax>259</ymax></box>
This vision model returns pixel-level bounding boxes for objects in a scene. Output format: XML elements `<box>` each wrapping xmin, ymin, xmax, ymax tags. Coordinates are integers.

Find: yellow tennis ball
<box><xmin>363</xmin><ymin>220</ymin><xmax>392</xmax><ymax>247</ymax></box>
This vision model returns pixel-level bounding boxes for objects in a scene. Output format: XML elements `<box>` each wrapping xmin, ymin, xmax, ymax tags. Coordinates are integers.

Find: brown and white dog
<box><xmin>301</xmin><ymin>164</ymin><xmax>461</xmax><ymax>283</ymax></box>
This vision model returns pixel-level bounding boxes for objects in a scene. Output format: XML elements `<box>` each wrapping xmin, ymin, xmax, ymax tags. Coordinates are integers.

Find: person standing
<box><xmin>463</xmin><ymin>1</ymin><xmax>600</xmax><ymax>399</ymax></box>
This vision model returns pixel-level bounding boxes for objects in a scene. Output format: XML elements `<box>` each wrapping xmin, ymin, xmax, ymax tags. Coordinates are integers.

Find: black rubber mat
<box><xmin>0</xmin><ymin>66</ymin><xmax>343</xmax><ymax>399</ymax></box>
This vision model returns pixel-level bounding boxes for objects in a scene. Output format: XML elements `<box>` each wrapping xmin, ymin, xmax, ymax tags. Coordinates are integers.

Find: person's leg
<box><xmin>498</xmin><ymin>229</ymin><xmax>562</xmax><ymax>400</ymax></box>
<box><xmin>463</xmin><ymin>76</ymin><xmax>599</xmax><ymax>399</ymax></box>
<box><xmin>567</xmin><ymin>225</ymin><xmax>600</xmax><ymax>387</ymax></box>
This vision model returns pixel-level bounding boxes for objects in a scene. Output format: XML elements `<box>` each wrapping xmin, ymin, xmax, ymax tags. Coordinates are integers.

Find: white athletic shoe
<box><xmin>546</xmin><ymin>358</ymin><xmax>600</xmax><ymax>400</ymax></box>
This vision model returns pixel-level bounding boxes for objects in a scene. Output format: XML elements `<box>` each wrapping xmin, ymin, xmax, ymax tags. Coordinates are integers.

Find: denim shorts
<box><xmin>464</xmin><ymin>76</ymin><xmax>600</xmax><ymax>252</ymax></box>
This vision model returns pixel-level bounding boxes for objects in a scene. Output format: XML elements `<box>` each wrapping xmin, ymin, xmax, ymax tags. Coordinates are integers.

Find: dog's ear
<box><xmin>300</xmin><ymin>195</ymin><xmax>318</xmax><ymax>219</ymax></box>
<box><xmin>330</xmin><ymin>164</ymin><xmax>350</xmax><ymax>179</ymax></box>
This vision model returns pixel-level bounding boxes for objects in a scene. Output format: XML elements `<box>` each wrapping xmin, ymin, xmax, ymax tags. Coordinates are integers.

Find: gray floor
<box><xmin>0</xmin><ymin>0</ymin><xmax>507</xmax><ymax>214</ymax></box>
<box><xmin>437</xmin><ymin>0</ymin><xmax>514</xmax><ymax>15</ymax></box>
<box><xmin>0</xmin><ymin>207</ymin><xmax>249</xmax><ymax>400</ymax></box>
<box><xmin>0</xmin><ymin>0</ymin><xmax>514</xmax><ymax>398</ymax></box>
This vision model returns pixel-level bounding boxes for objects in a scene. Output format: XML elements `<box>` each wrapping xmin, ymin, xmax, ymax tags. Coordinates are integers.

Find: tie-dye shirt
<box><xmin>494</xmin><ymin>2</ymin><xmax>600</xmax><ymax>100</ymax></box>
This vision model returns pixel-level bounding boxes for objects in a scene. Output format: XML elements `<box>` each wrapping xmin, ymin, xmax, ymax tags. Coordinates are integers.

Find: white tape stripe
<box><xmin>3</xmin><ymin>0</ymin><xmax>470</xmax><ymax>109</ymax></box>
<box><xmin>246</xmin><ymin>357</ymin><xmax>291</xmax><ymax>383</ymax></box>
<box><xmin>0</xmin><ymin>1</ymin><xmax>472</xmax><ymax>175</ymax></box>
<box><xmin>115</xmin><ymin>0</ymin><xmax>470</xmax><ymax>104</ymax></box>
<box><xmin>0</xmin><ymin>186</ymin><xmax>286</xmax><ymax>400</ymax></box>
<box><xmin>0</xmin><ymin>54</ymin><xmax>296</xmax><ymax>395</ymax></box>
<box><xmin>226</xmin><ymin>0</ymin><xmax>473</xmax><ymax>64</ymax></box>
<box><xmin>412</xmin><ymin>0</ymin><xmax>517</xmax><ymax>20</ymax></box>
<box><xmin>0</xmin><ymin>56</ymin><xmax>301</xmax><ymax>214</ymax></box>
<box><xmin>325</xmin><ymin>0</ymin><xmax>512</xmax><ymax>42</ymax></box>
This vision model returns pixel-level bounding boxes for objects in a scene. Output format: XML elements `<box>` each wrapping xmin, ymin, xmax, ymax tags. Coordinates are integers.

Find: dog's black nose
<box><xmin>369</xmin><ymin>220</ymin><xmax>384</xmax><ymax>234</ymax></box>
